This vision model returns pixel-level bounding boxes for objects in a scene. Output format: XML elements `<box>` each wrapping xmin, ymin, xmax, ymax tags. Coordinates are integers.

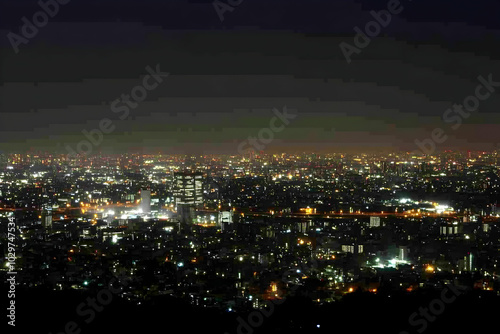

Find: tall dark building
<box><xmin>41</xmin><ymin>206</ymin><xmax>52</xmax><ymax>229</ymax></box>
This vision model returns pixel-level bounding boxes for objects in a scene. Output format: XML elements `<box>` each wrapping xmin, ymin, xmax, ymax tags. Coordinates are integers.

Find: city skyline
<box><xmin>2</xmin><ymin>149</ymin><xmax>500</xmax><ymax>333</ymax></box>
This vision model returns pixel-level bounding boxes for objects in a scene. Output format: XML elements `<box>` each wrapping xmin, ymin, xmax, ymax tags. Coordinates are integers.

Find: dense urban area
<box><xmin>1</xmin><ymin>151</ymin><xmax>500</xmax><ymax>333</ymax></box>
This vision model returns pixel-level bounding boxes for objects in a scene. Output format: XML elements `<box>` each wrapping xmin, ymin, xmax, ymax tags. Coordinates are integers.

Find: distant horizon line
<box><xmin>0</xmin><ymin>149</ymin><xmax>498</xmax><ymax>157</ymax></box>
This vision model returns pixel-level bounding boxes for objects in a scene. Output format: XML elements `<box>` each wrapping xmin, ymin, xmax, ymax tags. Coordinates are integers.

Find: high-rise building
<box><xmin>381</xmin><ymin>161</ymin><xmax>387</xmax><ymax>174</ymax></box>
<box><xmin>173</xmin><ymin>172</ymin><xmax>204</xmax><ymax>207</ymax></box>
<box><xmin>41</xmin><ymin>206</ymin><xmax>52</xmax><ymax>229</ymax></box>
<box><xmin>464</xmin><ymin>252</ymin><xmax>475</xmax><ymax>272</ymax></box>
<box><xmin>369</xmin><ymin>216</ymin><xmax>381</xmax><ymax>227</ymax></box>
<box><xmin>399</xmin><ymin>246</ymin><xmax>409</xmax><ymax>262</ymax></box>
<box><xmin>177</xmin><ymin>205</ymin><xmax>196</xmax><ymax>225</ymax></box>
<box><xmin>140</xmin><ymin>189</ymin><xmax>151</xmax><ymax>214</ymax></box>
<box><xmin>397</xmin><ymin>163</ymin><xmax>403</xmax><ymax>176</ymax></box>
<box><xmin>174</xmin><ymin>171</ymin><xmax>204</xmax><ymax>224</ymax></box>
<box><xmin>342</xmin><ymin>244</ymin><xmax>363</xmax><ymax>254</ymax></box>
<box><xmin>218</xmin><ymin>211</ymin><xmax>233</xmax><ymax>232</ymax></box>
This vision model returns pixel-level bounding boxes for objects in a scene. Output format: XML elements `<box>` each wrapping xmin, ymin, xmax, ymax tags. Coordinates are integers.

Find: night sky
<box><xmin>1</xmin><ymin>0</ymin><xmax>500</xmax><ymax>154</ymax></box>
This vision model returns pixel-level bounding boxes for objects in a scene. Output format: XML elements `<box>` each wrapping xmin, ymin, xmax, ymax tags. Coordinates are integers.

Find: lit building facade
<box><xmin>140</xmin><ymin>189</ymin><xmax>151</xmax><ymax>213</ymax></box>
<box><xmin>174</xmin><ymin>171</ymin><xmax>204</xmax><ymax>224</ymax></box>
<box><xmin>173</xmin><ymin>172</ymin><xmax>204</xmax><ymax>208</ymax></box>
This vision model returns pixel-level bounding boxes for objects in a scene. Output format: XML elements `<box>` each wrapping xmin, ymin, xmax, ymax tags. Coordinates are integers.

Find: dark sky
<box><xmin>1</xmin><ymin>0</ymin><xmax>500</xmax><ymax>155</ymax></box>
